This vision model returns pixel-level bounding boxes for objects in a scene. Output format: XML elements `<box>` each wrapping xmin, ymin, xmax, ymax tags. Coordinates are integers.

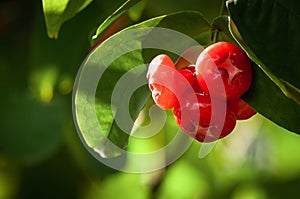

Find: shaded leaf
<box><xmin>212</xmin><ymin>16</ymin><xmax>236</xmax><ymax>44</ymax></box>
<box><xmin>211</xmin><ymin>12</ymin><xmax>300</xmax><ymax>134</ymax></box>
<box><xmin>227</xmin><ymin>0</ymin><xmax>300</xmax><ymax>104</ymax></box>
<box><xmin>243</xmin><ymin>63</ymin><xmax>300</xmax><ymax>135</ymax></box>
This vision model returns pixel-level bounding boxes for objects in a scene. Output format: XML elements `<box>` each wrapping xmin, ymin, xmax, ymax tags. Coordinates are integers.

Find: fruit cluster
<box><xmin>146</xmin><ymin>42</ymin><xmax>256</xmax><ymax>142</ymax></box>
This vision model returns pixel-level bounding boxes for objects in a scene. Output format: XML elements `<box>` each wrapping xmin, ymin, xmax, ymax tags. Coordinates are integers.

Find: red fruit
<box><xmin>174</xmin><ymin>92</ymin><xmax>211</xmax><ymax>129</ymax></box>
<box><xmin>147</xmin><ymin>54</ymin><xmax>178</xmax><ymax>110</ymax></box>
<box><xmin>150</xmin><ymin>84</ymin><xmax>178</xmax><ymax>110</ymax></box>
<box><xmin>228</xmin><ymin>98</ymin><xmax>256</xmax><ymax>120</ymax></box>
<box><xmin>196</xmin><ymin>111</ymin><xmax>236</xmax><ymax>142</ymax></box>
<box><xmin>147</xmin><ymin>55</ymin><xmax>201</xmax><ymax>110</ymax></box>
<box><xmin>147</xmin><ymin>54</ymin><xmax>176</xmax><ymax>81</ymax></box>
<box><xmin>177</xmin><ymin>65</ymin><xmax>202</xmax><ymax>94</ymax></box>
<box><xmin>196</xmin><ymin>42</ymin><xmax>252</xmax><ymax>100</ymax></box>
<box><xmin>174</xmin><ymin>92</ymin><xmax>236</xmax><ymax>142</ymax></box>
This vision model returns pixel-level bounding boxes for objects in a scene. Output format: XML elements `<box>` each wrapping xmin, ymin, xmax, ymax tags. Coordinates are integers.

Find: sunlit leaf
<box><xmin>73</xmin><ymin>11</ymin><xmax>212</xmax><ymax>158</ymax></box>
<box><xmin>42</xmin><ymin>0</ymin><xmax>93</xmax><ymax>38</ymax></box>
<box><xmin>91</xmin><ymin>0</ymin><xmax>143</xmax><ymax>45</ymax></box>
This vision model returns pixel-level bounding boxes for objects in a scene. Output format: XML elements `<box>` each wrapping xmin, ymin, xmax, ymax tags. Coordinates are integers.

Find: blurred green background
<box><xmin>1</xmin><ymin>0</ymin><xmax>300</xmax><ymax>198</ymax></box>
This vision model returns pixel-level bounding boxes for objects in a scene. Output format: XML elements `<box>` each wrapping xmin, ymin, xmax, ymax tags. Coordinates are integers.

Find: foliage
<box><xmin>67</xmin><ymin>0</ymin><xmax>300</xmax><ymax>155</ymax></box>
<box><xmin>1</xmin><ymin>0</ymin><xmax>300</xmax><ymax>198</ymax></box>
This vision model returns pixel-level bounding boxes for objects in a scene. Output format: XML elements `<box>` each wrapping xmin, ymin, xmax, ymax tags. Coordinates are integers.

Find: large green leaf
<box><xmin>42</xmin><ymin>0</ymin><xmax>93</xmax><ymax>38</ymax></box>
<box><xmin>211</xmin><ymin>13</ymin><xmax>300</xmax><ymax>134</ymax></box>
<box><xmin>243</xmin><ymin>63</ymin><xmax>300</xmax><ymax>135</ymax></box>
<box><xmin>227</xmin><ymin>0</ymin><xmax>300</xmax><ymax>104</ymax></box>
<box><xmin>213</xmin><ymin>13</ymin><xmax>300</xmax><ymax>134</ymax></box>
<box><xmin>73</xmin><ymin>11</ymin><xmax>212</xmax><ymax>158</ymax></box>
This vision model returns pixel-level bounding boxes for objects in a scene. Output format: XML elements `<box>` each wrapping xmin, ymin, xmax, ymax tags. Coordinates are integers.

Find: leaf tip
<box><xmin>48</xmin><ymin>32</ymin><xmax>59</xmax><ymax>39</ymax></box>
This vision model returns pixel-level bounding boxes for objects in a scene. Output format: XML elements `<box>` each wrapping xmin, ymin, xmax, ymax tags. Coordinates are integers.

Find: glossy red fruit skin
<box><xmin>228</xmin><ymin>98</ymin><xmax>256</xmax><ymax>120</ymax></box>
<box><xmin>177</xmin><ymin>65</ymin><xmax>202</xmax><ymax>94</ymax></box>
<box><xmin>196</xmin><ymin>42</ymin><xmax>252</xmax><ymax>100</ymax></box>
<box><xmin>174</xmin><ymin>92</ymin><xmax>211</xmax><ymax>130</ymax></box>
<box><xmin>150</xmin><ymin>84</ymin><xmax>178</xmax><ymax>110</ymax></box>
<box><xmin>174</xmin><ymin>92</ymin><xmax>236</xmax><ymax>142</ymax></box>
<box><xmin>196</xmin><ymin>111</ymin><xmax>236</xmax><ymax>142</ymax></box>
<box><xmin>147</xmin><ymin>54</ymin><xmax>176</xmax><ymax>82</ymax></box>
<box><xmin>147</xmin><ymin>54</ymin><xmax>178</xmax><ymax>110</ymax></box>
<box><xmin>147</xmin><ymin>55</ymin><xmax>201</xmax><ymax>110</ymax></box>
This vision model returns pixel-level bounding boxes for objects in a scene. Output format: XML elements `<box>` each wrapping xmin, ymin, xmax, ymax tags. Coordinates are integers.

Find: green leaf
<box><xmin>212</xmin><ymin>16</ymin><xmax>237</xmax><ymax>44</ymax></box>
<box><xmin>91</xmin><ymin>0</ymin><xmax>143</xmax><ymax>45</ymax></box>
<box><xmin>243</xmin><ymin>63</ymin><xmax>300</xmax><ymax>135</ymax></box>
<box><xmin>227</xmin><ymin>0</ymin><xmax>300</xmax><ymax>104</ymax></box>
<box><xmin>211</xmin><ymin>12</ymin><xmax>300</xmax><ymax>134</ymax></box>
<box><xmin>73</xmin><ymin>11</ymin><xmax>212</xmax><ymax>158</ymax></box>
<box><xmin>42</xmin><ymin>0</ymin><xmax>93</xmax><ymax>38</ymax></box>
<box><xmin>127</xmin><ymin>0</ymin><xmax>148</xmax><ymax>21</ymax></box>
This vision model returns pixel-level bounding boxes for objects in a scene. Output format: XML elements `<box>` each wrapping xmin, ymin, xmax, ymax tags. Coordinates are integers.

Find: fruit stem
<box><xmin>218</xmin><ymin>0</ymin><xmax>226</xmax><ymax>16</ymax></box>
<box><xmin>211</xmin><ymin>0</ymin><xmax>226</xmax><ymax>43</ymax></box>
<box><xmin>212</xmin><ymin>29</ymin><xmax>219</xmax><ymax>43</ymax></box>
